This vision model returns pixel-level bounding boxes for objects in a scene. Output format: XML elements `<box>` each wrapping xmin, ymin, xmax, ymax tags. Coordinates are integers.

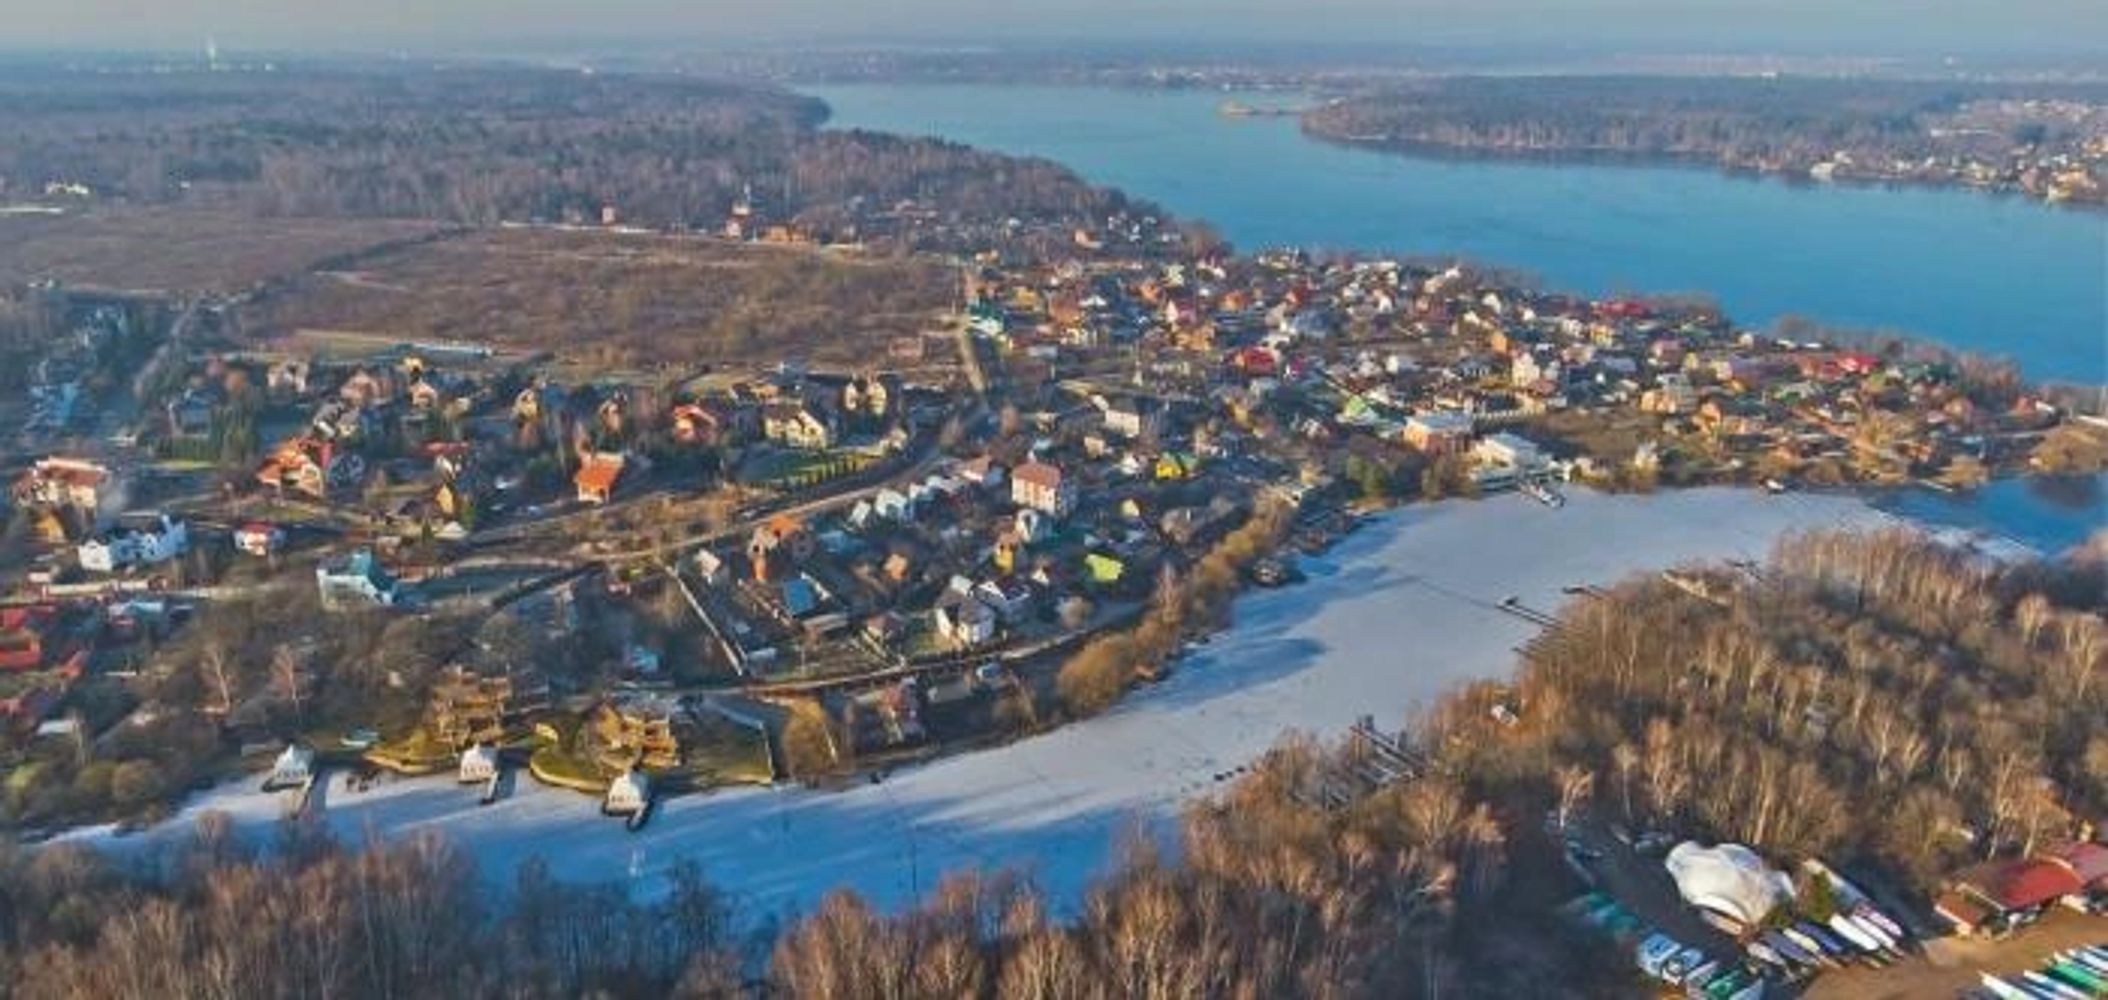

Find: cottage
<box><xmin>316</xmin><ymin>549</ymin><xmax>401</xmax><ymax>610</ymax></box>
<box><xmin>1011</xmin><ymin>460</ymin><xmax>1077</xmax><ymax>518</ymax></box>
<box><xmin>574</xmin><ymin>451</ymin><xmax>626</xmax><ymax>505</ymax></box>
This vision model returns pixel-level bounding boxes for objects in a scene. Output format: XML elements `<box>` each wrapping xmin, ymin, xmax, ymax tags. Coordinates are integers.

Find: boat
<box><xmin>1522</xmin><ymin>479</ymin><xmax>1566</xmax><ymax>508</ymax></box>
<box><xmin>1763</xmin><ymin>478</ymin><xmax>1789</xmax><ymax>494</ymax></box>
<box><xmin>1979</xmin><ymin>972</ymin><xmax>2036</xmax><ymax>1000</ymax></box>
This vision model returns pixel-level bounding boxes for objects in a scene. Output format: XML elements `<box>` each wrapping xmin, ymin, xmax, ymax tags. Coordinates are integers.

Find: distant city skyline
<box><xmin>3</xmin><ymin>0</ymin><xmax>2104</xmax><ymax>60</ymax></box>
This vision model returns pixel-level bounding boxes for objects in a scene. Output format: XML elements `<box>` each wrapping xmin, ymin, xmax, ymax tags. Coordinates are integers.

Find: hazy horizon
<box><xmin>4</xmin><ymin>0</ymin><xmax>2105</xmax><ymax>61</ymax></box>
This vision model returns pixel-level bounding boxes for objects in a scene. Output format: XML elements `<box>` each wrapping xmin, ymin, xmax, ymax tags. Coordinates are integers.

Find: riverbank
<box><xmin>64</xmin><ymin>485</ymin><xmax>1894</xmax><ymax>918</ymax></box>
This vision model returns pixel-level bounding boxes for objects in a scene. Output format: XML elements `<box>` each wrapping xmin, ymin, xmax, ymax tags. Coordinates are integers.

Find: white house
<box><xmin>78</xmin><ymin>514</ymin><xmax>189</xmax><ymax>573</ymax></box>
<box><xmin>459</xmin><ymin>744</ymin><xmax>500</xmax><ymax>784</ymax></box>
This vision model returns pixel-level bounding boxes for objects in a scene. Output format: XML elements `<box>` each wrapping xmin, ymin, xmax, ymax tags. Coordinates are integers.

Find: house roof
<box><xmin>1953</xmin><ymin>856</ymin><xmax>2085</xmax><ymax>912</ymax></box>
<box><xmin>1014</xmin><ymin>460</ymin><xmax>1064</xmax><ymax>489</ymax></box>
<box><xmin>574</xmin><ymin>453</ymin><xmax>625</xmax><ymax>494</ymax></box>
<box><xmin>2050</xmin><ymin>841</ymin><xmax>2108</xmax><ymax>886</ymax></box>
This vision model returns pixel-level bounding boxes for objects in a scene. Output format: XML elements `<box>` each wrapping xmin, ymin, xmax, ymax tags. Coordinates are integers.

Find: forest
<box><xmin>5</xmin><ymin>529</ymin><xmax>2099</xmax><ymax>997</ymax></box>
<box><xmin>0</xmin><ymin>63</ymin><xmax>1152</xmax><ymax>250</ymax></box>
<box><xmin>1302</xmin><ymin>75</ymin><xmax>2108</xmax><ymax>196</ymax></box>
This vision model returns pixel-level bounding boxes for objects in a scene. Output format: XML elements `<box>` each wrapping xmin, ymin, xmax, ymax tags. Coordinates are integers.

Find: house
<box><xmin>763</xmin><ymin>403</ymin><xmax>835</xmax><ymax>450</ymax></box>
<box><xmin>316</xmin><ymin>549</ymin><xmax>401</xmax><ymax>610</ymax></box>
<box><xmin>13</xmin><ymin>457</ymin><xmax>108</xmax><ymax>510</ymax></box>
<box><xmin>1402</xmin><ymin>412</ymin><xmax>1474</xmax><ymax>455</ymax></box>
<box><xmin>1154</xmin><ymin>451</ymin><xmax>1200</xmax><ymax>481</ymax></box>
<box><xmin>671</xmin><ymin>403</ymin><xmax>725</xmax><ymax>445</ymax></box>
<box><xmin>747</xmin><ymin>516</ymin><xmax>808</xmax><ymax>582</ymax></box>
<box><xmin>234</xmin><ymin>522</ymin><xmax>287</xmax><ymax>557</ymax></box>
<box><xmin>266</xmin><ymin>360</ymin><xmax>311</xmax><ymax>397</ymax></box>
<box><xmin>692</xmin><ymin>549</ymin><xmax>728</xmax><ymax>587</ymax></box>
<box><xmin>337</xmin><ymin>369</ymin><xmax>390</xmax><ymax>407</ymax></box>
<box><xmin>1013</xmin><ymin>508</ymin><xmax>1053</xmax><ymax>546</ymax></box>
<box><xmin>872</xmin><ymin>487</ymin><xmax>914</xmax><ymax>522</ymax></box>
<box><xmin>591</xmin><ymin>694</ymin><xmax>687</xmax><ymax>771</ymax></box>
<box><xmin>0</xmin><ymin>607</ymin><xmax>55</xmax><ymax>672</ymax></box>
<box><xmin>1084</xmin><ymin>552</ymin><xmax>1126</xmax><ymax>586</ymax></box>
<box><xmin>1011</xmin><ymin>460</ymin><xmax>1076</xmax><ymax>518</ymax></box>
<box><xmin>1936</xmin><ymin>855</ymin><xmax>2088</xmax><ymax>936</ymax></box>
<box><xmin>972</xmin><ymin>578</ymin><xmax>1037</xmax><ymax>623</ymax></box>
<box><xmin>1096</xmin><ymin>395</ymin><xmax>1161</xmax><ymax>440</ymax></box>
<box><xmin>1470</xmin><ymin>432</ymin><xmax>1553</xmax><ymax>490</ymax></box>
<box><xmin>958</xmin><ymin>456</ymin><xmax>1005</xmax><ymax>490</ymax></box>
<box><xmin>934</xmin><ymin>595</ymin><xmax>999</xmax><ymax>649</ymax></box>
<box><xmin>78</xmin><ymin>514</ymin><xmax>189</xmax><ymax>573</ymax></box>
<box><xmin>165</xmin><ymin>387</ymin><xmax>219</xmax><ymax>439</ymax></box>
<box><xmin>407</xmin><ymin>378</ymin><xmax>447</xmax><ymax>411</ymax></box>
<box><xmin>574</xmin><ymin>452</ymin><xmax>626</xmax><ymax>505</ymax></box>
<box><xmin>256</xmin><ymin>438</ymin><xmax>331</xmax><ymax>499</ymax></box>
<box><xmin>427</xmin><ymin>664</ymin><xmax>545</xmax><ymax>748</ymax></box>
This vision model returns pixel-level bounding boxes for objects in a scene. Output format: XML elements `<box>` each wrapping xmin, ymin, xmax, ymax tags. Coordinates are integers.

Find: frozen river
<box><xmin>80</xmin><ymin>486</ymin><xmax>1893</xmax><ymax>919</ymax></box>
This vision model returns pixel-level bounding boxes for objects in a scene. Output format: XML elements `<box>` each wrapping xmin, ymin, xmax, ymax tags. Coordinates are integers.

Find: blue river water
<box><xmin>807</xmin><ymin>84</ymin><xmax>2106</xmax><ymax>386</ymax></box>
<box><xmin>806</xmin><ymin>83</ymin><xmax>2105</xmax><ymax>555</ymax></box>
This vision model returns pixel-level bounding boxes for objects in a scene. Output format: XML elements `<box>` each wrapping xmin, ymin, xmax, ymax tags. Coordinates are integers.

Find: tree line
<box><xmin>0</xmin><ymin>65</ymin><xmax>1150</xmax><ymax>250</ymax></box>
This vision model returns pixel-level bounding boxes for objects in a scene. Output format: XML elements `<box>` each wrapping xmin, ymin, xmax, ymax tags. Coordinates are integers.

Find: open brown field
<box><xmin>239</xmin><ymin>227</ymin><xmax>955</xmax><ymax>369</ymax></box>
<box><xmin>0</xmin><ymin>207</ymin><xmax>444</xmax><ymax>293</ymax></box>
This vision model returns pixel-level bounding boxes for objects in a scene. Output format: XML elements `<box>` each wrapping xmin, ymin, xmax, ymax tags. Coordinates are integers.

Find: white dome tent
<box><xmin>1664</xmin><ymin>842</ymin><xmax>1793</xmax><ymax>930</ymax></box>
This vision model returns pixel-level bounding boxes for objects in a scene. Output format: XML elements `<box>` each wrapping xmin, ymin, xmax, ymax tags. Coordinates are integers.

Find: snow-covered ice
<box><xmin>71</xmin><ymin>487</ymin><xmax>1890</xmax><ymax>920</ymax></box>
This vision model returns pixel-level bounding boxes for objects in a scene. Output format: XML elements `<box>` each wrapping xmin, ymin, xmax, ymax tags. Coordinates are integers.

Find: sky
<box><xmin>2</xmin><ymin>0</ymin><xmax>2104</xmax><ymax>58</ymax></box>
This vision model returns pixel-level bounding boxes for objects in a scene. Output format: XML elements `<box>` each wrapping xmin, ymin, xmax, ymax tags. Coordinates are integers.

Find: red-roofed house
<box><xmin>574</xmin><ymin>452</ymin><xmax>627</xmax><ymax>505</ymax></box>
<box><xmin>1935</xmin><ymin>854</ymin><xmax>2088</xmax><ymax>936</ymax></box>
<box><xmin>1011</xmin><ymin>460</ymin><xmax>1075</xmax><ymax>518</ymax></box>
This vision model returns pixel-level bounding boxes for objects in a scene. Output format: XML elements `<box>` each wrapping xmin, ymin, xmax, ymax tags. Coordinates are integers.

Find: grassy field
<box><xmin>0</xmin><ymin>207</ymin><xmax>443</xmax><ymax>293</ymax></box>
<box><xmin>241</xmin><ymin>228</ymin><xmax>954</xmax><ymax>369</ymax></box>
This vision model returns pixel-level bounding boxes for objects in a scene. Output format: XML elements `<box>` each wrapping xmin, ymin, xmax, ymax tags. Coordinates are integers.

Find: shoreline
<box><xmin>59</xmin><ymin>484</ymin><xmax>1899</xmax><ymax>919</ymax></box>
